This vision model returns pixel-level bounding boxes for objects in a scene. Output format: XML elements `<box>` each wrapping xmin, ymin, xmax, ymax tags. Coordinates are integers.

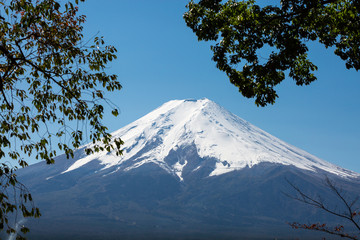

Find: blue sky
<box><xmin>78</xmin><ymin>0</ymin><xmax>360</xmax><ymax>173</ymax></box>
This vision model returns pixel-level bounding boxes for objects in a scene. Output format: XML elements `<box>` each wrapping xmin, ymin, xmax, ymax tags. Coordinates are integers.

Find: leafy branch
<box><xmin>0</xmin><ymin>0</ymin><xmax>123</xmax><ymax>237</ymax></box>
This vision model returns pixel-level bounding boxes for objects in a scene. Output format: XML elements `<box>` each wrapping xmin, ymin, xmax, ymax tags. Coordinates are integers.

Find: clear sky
<box><xmin>77</xmin><ymin>0</ymin><xmax>360</xmax><ymax>173</ymax></box>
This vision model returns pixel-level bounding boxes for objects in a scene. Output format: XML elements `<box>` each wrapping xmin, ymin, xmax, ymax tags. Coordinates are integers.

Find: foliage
<box><xmin>184</xmin><ymin>0</ymin><xmax>360</xmax><ymax>106</ymax></box>
<box><xmin>0</xmin><ymin>0</ymin><xmax>123</xmax><ymax>237</ymax></box>
<box><xmin>287</xmin><ymin>177</ymin><xmax>360</xmax><ymax>239</ymax></box>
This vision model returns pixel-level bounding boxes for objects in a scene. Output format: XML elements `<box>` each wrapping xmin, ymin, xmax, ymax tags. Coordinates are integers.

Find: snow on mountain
<box><xmin>61</xmin><ymin>98</ymin><xmax>359</xmax><ymax>180</ymax></box>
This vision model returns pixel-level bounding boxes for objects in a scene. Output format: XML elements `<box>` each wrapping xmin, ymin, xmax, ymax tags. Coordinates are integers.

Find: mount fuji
<box><xmin>15</xmin><ymin>98</ymin><xmax>360</xmax><ymax>239</ymax></box>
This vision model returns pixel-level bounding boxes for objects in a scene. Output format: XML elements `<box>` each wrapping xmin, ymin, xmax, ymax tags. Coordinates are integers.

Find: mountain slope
<box><xmin>14</xmin><ymin>98</ymin><xmax>360</xmax><ymax>240</ymax></box>
<box><xmin>60</xmin><ymin>98</ymin><xmax>358</xmax><ymax>179</ymax></box>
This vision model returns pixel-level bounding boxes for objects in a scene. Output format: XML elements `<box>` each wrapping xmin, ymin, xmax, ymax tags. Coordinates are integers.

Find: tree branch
<box><xmin>285</xmin><ymin>177</ymin><xmax>360</xmax><ymax>239</ymax></box>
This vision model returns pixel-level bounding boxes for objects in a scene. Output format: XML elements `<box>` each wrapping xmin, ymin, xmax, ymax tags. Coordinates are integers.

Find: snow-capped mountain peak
<box><xmin>62</xmin><ymin>98</ymin><xmax>359</xmax><ymax>180</ymax></box>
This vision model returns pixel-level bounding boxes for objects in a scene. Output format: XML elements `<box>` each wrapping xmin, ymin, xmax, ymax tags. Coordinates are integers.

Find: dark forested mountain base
<box><xmin>16</xmin><ymin>159</ymin><xmax>360</xmax><ymax>240</ymax></box>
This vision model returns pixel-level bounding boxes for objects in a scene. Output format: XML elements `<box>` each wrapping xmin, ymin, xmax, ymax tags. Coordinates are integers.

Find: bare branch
<box><xmin>286</xmin><ymin>177</ymin><xmax>360</xmax><ymax>239</ymax></box>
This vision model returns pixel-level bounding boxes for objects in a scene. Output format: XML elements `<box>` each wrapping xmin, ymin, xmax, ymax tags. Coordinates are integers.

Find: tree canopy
<box><xmin>0</xmin><ymin>0</ymin><xmax>122</xmax><ymax>237</ymax></box>
<box><xmin>184</xmin><ymin>0</ymin><xmax>360</xmax><ymax>106</ymax></box>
